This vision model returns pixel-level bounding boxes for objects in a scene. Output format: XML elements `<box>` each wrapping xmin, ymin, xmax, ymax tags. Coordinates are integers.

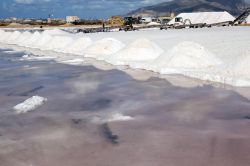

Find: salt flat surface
<box><xmin>0</xmin><ymin>27</ymin><xmax>250</xmax><ymax>86</ymax></box>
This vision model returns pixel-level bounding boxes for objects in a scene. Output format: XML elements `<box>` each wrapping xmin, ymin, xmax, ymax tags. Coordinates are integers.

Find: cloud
<box><xmin>15</xmin><ymin>0</ymin><xmax>51</xmax><ymax>4</ymax></box>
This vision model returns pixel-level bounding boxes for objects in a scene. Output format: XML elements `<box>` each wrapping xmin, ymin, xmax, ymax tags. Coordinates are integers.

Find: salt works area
<box><xmin>0</xmin><ymin>25</ymin><xmax>250</xmax><ymax>166</ymax></box>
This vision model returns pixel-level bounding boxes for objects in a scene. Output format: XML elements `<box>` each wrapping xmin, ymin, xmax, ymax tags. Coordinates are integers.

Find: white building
<box><xmin>66</xmin><ymin>16</ymin><xmax>80</xmax><ymax>23</ymax></box>
<box><xmin>141</xmin><ymin>17</ymin><xmax>159</xmax><ymax>24</ymax></box>
<box><xmin>168</xmin><ymin>11</ymin><xmax>235</xmax><ymax>25</ymax></box>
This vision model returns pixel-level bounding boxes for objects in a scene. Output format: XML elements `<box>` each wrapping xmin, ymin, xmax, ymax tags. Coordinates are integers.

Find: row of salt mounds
<box><xmin>105</xmin><ymin>38</ymin><xmax>164</xmax><ymax>66</ymax></box>
<box><xmin>58</xmin><ymin>37</ymin><xmax>93</xmax><ymax>55</ymax></box>
<box><xmin>146</xmin><ymin>41</ymin><xmax>222</xmax><ymax>74</ymax></box>
<box><xmin>84</xmin><ymin>38</ymin><xmax>125</xmax><ymax>59</ymax></box>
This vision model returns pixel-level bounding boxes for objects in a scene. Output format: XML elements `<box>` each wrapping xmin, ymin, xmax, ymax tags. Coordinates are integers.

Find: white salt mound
<box><xmin>5</xmin><ymin>31</ymin><xmax>21</xmax><ymax>44</ymax></box>
<box><xmin>106</xmin><ymin>38</ymin><xmax>164</xmax><ymax>65</ymax></box>
<box><xmin>43</xmin><ymin>36</ymin><xmax>73</xmax><ymax>50</ymax></box>
<box><xmin>15</xmin><ymin>31</ymin><xmax>32</xmax><ymax>44</ymax></box>
<box><xmin>233</xmin><ymin>52</ymin><xmax>250</xmax><ymax>78</ymax></box>
<box><xmin>21</xmin><ymin>31</ymin><xmax>41</xmax><ymax>47</ymax></box>
<box><xmin>61</xmin><ymin>37</ymin><xmax>92</xmax><ymax>54</ymax></box>
<box><xmin>85</xmin><ymin>38</ymin><xmax>125</xmax><ymax>58</ymax></box>
<box><xmin>31</xmin><ymin>33</ymin><xmax>53</xmax><ymax>48</ymax></box>
<box><xmin>149</xmin><ymin>41</ymin><xmax>222</xmax><ymax>73</ymax></box>
<box><xmin>14</xmin><ymin>96</ymin><xmax>47</xmax><ymax>114</ymax></box>
<box><xmin>0</xmin><ymin>32</ymin><xmax>12</xmax><ymax>42</ymax></box>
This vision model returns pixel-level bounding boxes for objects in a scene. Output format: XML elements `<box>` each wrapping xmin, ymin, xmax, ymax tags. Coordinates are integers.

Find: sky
<box><xmin>0</xmin><ymin>0</ymin><xmax>170</xmax><ymax>19</ymax></box>
<box><xmin>0</xmin><ymin>0</ymin><xmax>249</xmax><ymax>19</ymax></box>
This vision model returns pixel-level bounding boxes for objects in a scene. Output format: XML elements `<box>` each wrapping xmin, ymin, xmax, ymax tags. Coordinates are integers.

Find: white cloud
<box><xmin>15</xmin><ymin>0</ymin><xmax>34</xmax><ymax>4</ymax></box>
<box><xmin>15</xmin><ymin>0</ymin><xmax>51</xmax><ymax>4</ymax></box>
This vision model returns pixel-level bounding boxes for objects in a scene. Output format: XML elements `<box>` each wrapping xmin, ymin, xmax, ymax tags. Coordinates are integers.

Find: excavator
<box><xmin>108</xmin><ymin>16</ymin><xmax>138</xmax><ymax>31</ymax></box>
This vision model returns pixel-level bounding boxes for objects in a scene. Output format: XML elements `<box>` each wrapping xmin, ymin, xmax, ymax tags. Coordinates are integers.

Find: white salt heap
<box><xmin>14</xmin><ymin>96</ymin><xmax>47</xmax><ymax>114</ymax></box>
<box><xmin>1</xmin><ymin>27</ymin><xmax>250</xmax><ymax>87</ymax></box>
<box><xmin>43</xmin><ymin>36</ymin><xmax>73</xmax><ymax>51</ymax></box>
<box><xmin>149</xmin><ymin>41</ymin><xmax>222</xmax><ymax>73</ymax></box>
<box><xmin>84</xmin><ymin>38</ymin><xmax>125</xmax><ymax>59</ymax></box>
<box><xmin>106</xmin><ymin>38</ymin><xmax>164</xmax><ymax>66</ymax></box>
<box><xmin>60</xmin><ymin>37</ymin><xmax>92</xmax><ymax>55</ymax></box>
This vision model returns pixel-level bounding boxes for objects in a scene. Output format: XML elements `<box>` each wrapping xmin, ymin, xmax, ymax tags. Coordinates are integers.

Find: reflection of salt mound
<box><xmin>14</xmin><ymin>96</ymin><xmax>47</xmax><ymax>114</ymax></box>
<box><xmin>43</xmin><ymin>36</ymin><xmax>73</xmax><ymax>50</ymax></box>
<box><xmin>62</xmin><ymin>37</ymin><xmax>92</xmax><ymax>55</ymax></box>
<box><xmin>107</xmin><ymin>38</ymin><xmax>163</xmax><ymax>65</ymax></box>
<box><xmin>92</xmin><ymin>112</ymin><xmax>133</xmax><ymax>124</ymax></box>
<box><xmin>85</xmin><ymin>38</ymin><xmax>125</xmax><ymax>58</ymax></box>
<box><xmin>150</xmin><ymin>41</ymin><xmax>222</xmax><ymax>72</ymax></box>
<box><xmin>107</xmin><ymin>113</ymin><xmax>133</xmax><ymax>122</ymax></box>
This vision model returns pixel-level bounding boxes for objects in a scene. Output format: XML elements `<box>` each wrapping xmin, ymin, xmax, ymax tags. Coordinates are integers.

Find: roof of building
<box><xmin>168</xmin><ymin>11</ymin><xmax>235</xmax><ymax>25</ymax></box>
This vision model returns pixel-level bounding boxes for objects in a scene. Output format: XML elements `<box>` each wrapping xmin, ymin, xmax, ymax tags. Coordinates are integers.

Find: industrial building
<box><xmin>66</xmin><ymin>16</ymin><xmax>80</xmax><ymax>23</ymax></box>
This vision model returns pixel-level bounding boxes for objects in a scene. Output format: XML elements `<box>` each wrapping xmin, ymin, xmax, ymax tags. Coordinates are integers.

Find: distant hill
<box><xmin>128</xmin><ymin>0</ymin><xmax>249</xmax><ymax>17</ymax></box>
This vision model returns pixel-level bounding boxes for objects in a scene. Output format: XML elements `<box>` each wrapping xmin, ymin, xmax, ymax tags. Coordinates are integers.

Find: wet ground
<box><xmin>0</xmin><ymin>48</ymin><xmax>250</xmax><ymax>166</ymax></box>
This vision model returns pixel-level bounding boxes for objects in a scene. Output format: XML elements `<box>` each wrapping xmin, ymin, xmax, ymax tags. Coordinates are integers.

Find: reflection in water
<box><xmin>0</xmin><ymin>49</ymin><xmax>250</xmax><ymax>166</ymax></box>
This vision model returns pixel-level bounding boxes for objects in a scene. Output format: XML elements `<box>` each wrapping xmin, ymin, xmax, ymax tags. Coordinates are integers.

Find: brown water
<box><xmin>0</xmin><ymin>49</ymin><xmax>250</xmax><ymax>166</ymax></box>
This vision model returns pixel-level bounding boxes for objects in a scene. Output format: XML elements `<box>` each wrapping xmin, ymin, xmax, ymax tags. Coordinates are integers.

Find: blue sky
<box><xmin>0</xmin><ymin>0</ymin><xmax>169</xmax><ymax>19</ymax></box>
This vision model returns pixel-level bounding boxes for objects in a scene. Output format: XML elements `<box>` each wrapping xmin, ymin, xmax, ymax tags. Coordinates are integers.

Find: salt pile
<box><xmin>31</xmin><ymin>33</ymin><xmax>53</xmax><ymax>49</ymax></box>
<box><xmin>21</xmin><ymin>31</ymin><xmax>41</xmax><ymax>47</ymax></box>
<box><xmin>4</xmin><ymin>31</ymin><xmax>22</xmax><ymax>44</ymax></box>
<box><xmin>168</xmin><ymin>11</ymin><xmax>235</xmax><ymax>25</ymax></box>
<box><xmin>43</xmin><ymin>36</ymin><xmax>73</xmax><ymax>50</ymax></box>
<box><xmin>233</xmin><ymin>51</ymin><xmax>250</xmax><ymax>80</ymax></box>
<box><xmin>60</xmin><ymin>37</ymin><xmax>92</xmax><ymax>55</ymax></box>
<box><xmin>147</xmin><ymin>41</ymin><xmax>222</xmax><ymax>73</ymax></box>
<box><xmin>14</xmin><ymin>96</ymin><xmax>47</xmax><ymax>114</ymax></box>
<box><xmin>15</xmin><ymin>31</ymin><xmax>32</xmax><ymax>44</ymax></box>
<box><xmin>106</xmin><ymin>38</ymin><xmax>164</xmax><ymax>65</ymax></box>
<box><xmin>84</xmin><ymin>38</ymin><xmax>125</xmax><ymax>59</ymax></box>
